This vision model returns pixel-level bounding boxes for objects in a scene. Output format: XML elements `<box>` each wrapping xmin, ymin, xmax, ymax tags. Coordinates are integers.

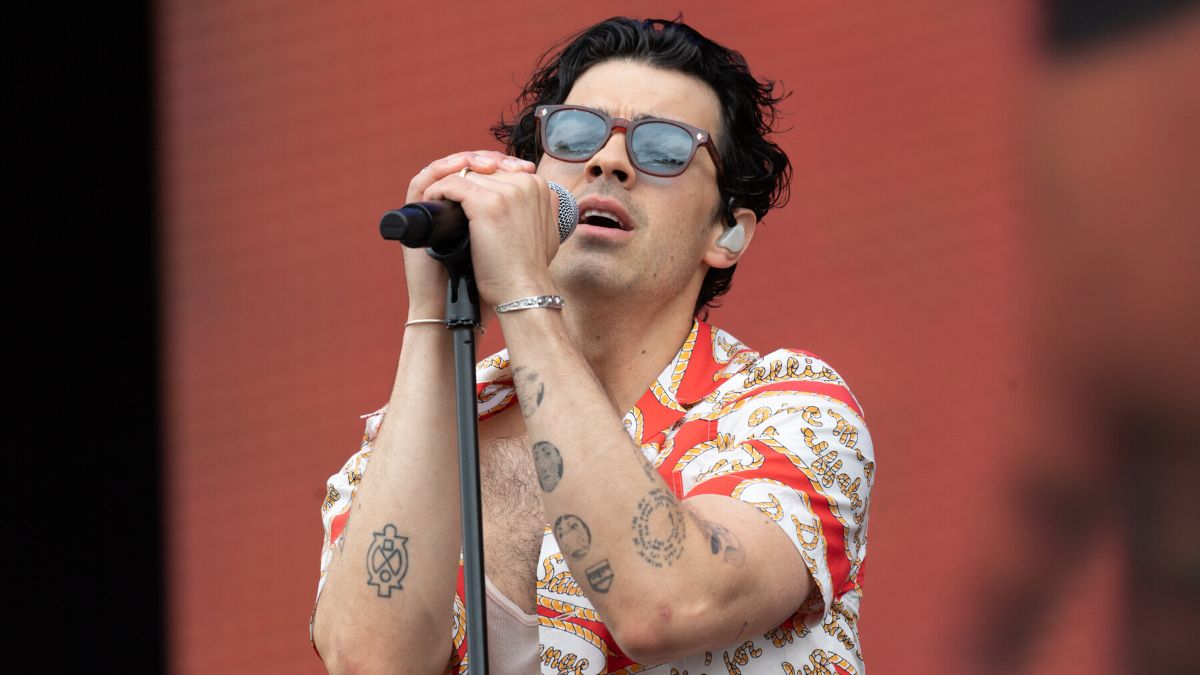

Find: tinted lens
<box><xmin>630</xmin><ymin>122</ymin><xmax>694</xmax><ymax>175</ymax></box>
<box><xmin>544</xmin><ymin>109</ymin><xmax>608</xmax><ymax>160</ymax></box>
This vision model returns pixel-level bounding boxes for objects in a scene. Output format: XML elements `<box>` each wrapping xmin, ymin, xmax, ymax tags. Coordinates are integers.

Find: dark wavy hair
<box><xmin>492</xmin><ymin>17</ymin><xmax>791</xmax><ymax>318</ymax></box>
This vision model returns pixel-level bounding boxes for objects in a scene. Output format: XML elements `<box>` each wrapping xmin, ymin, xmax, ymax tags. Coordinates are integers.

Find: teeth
<box><xmin>582</xmin><ymin>209</ymin><xmax>619</xmax><ymax>221</ymax></box>
<box><xmin>582</xmin><ymin>209</ymin><xmax>624</xmax><ymax>229</ymax></box>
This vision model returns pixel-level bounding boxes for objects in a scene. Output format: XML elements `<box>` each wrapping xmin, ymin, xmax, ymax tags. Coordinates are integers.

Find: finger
<box><xmin>407</xmin><ymin>153</ymin><xmax>472</xmax><ymax>202</ymax></box>
<box><xmin>470</xmin><ymin>150</ymin><xmax>536</xmax><ymax>173</ymax></box>
<box><xmin>431</xmin><ymin>150</ymin><xmax>532</xmax><ymax>174</ymax></box>
<box><xmin>408</xmin><ymin>152</ymin><xmax>535</xmax><ymax>202</ymax></box>
<box><xmin>421</xmin><ymin>172</ymin><xmax>492</xmax><ymax>206</ymax></box>
<box><xmin>421</xmin><ymin>171</ymin><xmax>537</xmax><ymax>210</ymax></box>
<box><xmin>428</xmin><ymin>168</ymin><xmax>543</xmax><ymax>198</ymax></box>
<box><xmin>465</xmin><ymin>171</ymin><xmax>557</xmax><ymax>215</ymax></box>
<box><xmin>463</xmin><ymin>171</ymin><xmax>559</xmax><ymax>244</ymax></box>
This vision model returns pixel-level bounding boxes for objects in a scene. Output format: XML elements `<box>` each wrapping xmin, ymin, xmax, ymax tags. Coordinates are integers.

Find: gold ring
<box><xmin>457</xmin><ymin>167</ymin><xmax>472</xmax><ymax>178</ymax></box>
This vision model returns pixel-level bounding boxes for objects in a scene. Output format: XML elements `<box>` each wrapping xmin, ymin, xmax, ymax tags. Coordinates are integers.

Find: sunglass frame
<box><xmin>534</xmin><ymin>104</ymin><xmax>722</xmax><ymax>178</ymax></box>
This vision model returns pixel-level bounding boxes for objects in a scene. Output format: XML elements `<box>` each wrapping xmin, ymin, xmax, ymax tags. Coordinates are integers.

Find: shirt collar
<box><xmin>475</xmin><ymin>319</ymin><xmax>755</xmax><ymax>442</ymax></box>
<box><xmin>626</xmin><ymin>318</ymin><xmax>751</xmax><ymax>444</ymax></box>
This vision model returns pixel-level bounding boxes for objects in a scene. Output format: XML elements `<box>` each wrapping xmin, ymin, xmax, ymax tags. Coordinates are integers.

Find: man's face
<box><xmin>537</xmin><ymin>59</ymin><xmax>726</xmax><ymax>310</ymax></box>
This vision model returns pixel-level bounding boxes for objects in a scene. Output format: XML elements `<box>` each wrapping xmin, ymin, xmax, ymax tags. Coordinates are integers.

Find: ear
<box><xmin>703</xmin><ymin>207</ymin><xmax>758</xmax><ymax>269</ymax></box>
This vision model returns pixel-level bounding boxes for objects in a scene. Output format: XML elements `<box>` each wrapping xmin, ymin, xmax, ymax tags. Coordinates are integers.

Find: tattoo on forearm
<box><xmin>586</xmin><ymin>559</ymin><xmax>615</xmax><ymax>593</ymax></box>
<box><xmin>690</xmin><ymin>512</ymin><xmax>747</xmax><ymax>566</ymax></box>
<box><xmin>533</xmin><ymin>441</ymin><xmax>563</xmax><ymax>492</ymax></box>
<box><xmin>366</xmin><ymin>524</ymin><xmax>409</xmax><ymax>598</ymax></box>
<box><xmin>631</xmin><ymin>488</ymin><xmax>686</xmax><ymax>567</ymax></box>
<box><xmin>553</xmin><ymin>514</ymin><xmax>592</xmax><ymax>561</ymax></box>
<box><xmin>513</xmin><ymin>366</ymin><xmax>545</xmax><ymax>418</ymax></box>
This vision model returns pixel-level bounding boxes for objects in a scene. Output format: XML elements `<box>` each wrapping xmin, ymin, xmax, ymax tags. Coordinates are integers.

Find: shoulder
<box><xmin>718</xmin><ymin>344</ymin><xmax>867</xmax><ymax>421</ymax></box>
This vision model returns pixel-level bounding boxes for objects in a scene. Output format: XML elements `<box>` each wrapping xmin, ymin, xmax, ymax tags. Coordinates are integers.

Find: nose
<box><xmin>583</xmin><ymin>128</ymin><xmax>636</xmax><ymax>187</ymax></box>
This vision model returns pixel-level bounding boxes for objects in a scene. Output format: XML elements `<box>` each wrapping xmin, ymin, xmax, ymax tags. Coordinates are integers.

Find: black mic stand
<box><xmin>427</xmin><ymin>238</ymin><xmax>490</xmax><ymax>675</ymax></box>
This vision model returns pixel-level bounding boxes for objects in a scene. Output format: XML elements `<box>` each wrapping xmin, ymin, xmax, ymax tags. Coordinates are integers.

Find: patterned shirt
<box><xmin>313</xmin><ymin>319</ymin><xmax>875</xmax><ymax>674</ymax></box>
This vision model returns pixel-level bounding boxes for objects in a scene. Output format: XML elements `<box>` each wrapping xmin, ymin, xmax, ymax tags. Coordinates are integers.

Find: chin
<box><xmin>550</xmin><ymin>255</ymin><xmax>629</xmax><ymax>298</ymax></box>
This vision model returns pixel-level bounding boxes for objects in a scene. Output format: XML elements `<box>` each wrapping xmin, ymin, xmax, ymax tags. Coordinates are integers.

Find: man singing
<box><xmin>311</xmin><ymin>17</ymin><xmax>875</xmax><ymax>675</ymax></box>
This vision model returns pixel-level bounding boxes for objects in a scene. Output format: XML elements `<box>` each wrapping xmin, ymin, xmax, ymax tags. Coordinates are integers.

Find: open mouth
<box><xmin>580</xmin><ymin>210</ymin><xmax>627</xmax><ymax>230</ymax></box>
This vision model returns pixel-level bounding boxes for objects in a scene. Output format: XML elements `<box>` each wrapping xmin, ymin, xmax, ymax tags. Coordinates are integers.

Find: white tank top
<box><xmin>484</xmin><ymin>576</ymin><xmax>539</xmax><ymax>674</ymax></box>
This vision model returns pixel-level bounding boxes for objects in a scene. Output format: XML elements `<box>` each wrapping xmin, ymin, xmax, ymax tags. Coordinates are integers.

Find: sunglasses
<box><xmin>534</xmin><ymin>104</ymin><xmax>722</xmax><ymax>178</ymax></box>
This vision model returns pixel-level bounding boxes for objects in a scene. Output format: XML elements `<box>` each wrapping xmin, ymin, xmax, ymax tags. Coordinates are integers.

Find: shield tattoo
<box><xmin>366</xmin><ymin>524</ymin><xmax>409</xmax><ymax>597</ymax></box>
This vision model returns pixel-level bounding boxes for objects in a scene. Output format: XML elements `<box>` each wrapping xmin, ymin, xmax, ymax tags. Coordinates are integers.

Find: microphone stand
<box><xmin>426</xmin><ymin>237</ymin><xmax>489</xmax><ymax>675</ymax></box>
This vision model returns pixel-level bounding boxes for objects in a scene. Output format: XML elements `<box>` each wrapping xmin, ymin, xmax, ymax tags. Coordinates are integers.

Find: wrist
<box><xmin>406</xmin><ymin>302</ymin><xmax>445</xmax><ymax>324</ymax></box>
<box><xmin>488</xmin><ymin>273</ymin><xmax>558</xmax><ymax>309</ymax></box>
<box><xmin>495</xmin><ymin>299</ymin><xmax>568</xmax><ymax>337</ymax></box>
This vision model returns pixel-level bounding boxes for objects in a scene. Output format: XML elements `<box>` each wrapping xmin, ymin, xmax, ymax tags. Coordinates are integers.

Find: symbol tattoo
<box><xmin>366</xmin><ymin>524</ymin><xmax>409</xmax><ymax>598</ymax></box>
<box><xmin>632</xmin><ymin>488</ymin><xmax>686</xmax><ymax>567</ymax></box>
<box><xmin>533</xmin><ymin>441</ymin><xmax>563</xmax><ymax>492</ymax></box>
<box><xmin>553</xmin><ymin>514</ymin><xmax>592</xmax><ymax>561</ymax></box>
<box><xmin>586</xmin><ymin>559</ymin><xmax>615</xmax><ymax>593</ymax></box>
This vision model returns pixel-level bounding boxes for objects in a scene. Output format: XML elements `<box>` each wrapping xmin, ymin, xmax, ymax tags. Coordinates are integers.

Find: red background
<box><xmin>159</xmin><ymin>2</ymin><xmax>1122</xmax><ymax>673</ymax></box>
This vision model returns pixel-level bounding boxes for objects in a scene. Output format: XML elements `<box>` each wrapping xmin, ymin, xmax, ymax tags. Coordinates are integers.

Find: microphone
<box><xmin>380</xmin><ymin>181</ymin><xmax>579</xmax><ymax>249</ymax></box>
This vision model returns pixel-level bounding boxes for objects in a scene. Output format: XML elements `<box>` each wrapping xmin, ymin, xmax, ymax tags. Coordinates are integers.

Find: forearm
<box><xmin>313</xmin><ymin>326</ymin><xmax>463</xmax><ymax>674</ymax></box>
<box><xmin>499</xmin><ymin>309</ymin><xmax>746</xmax><ymax>661</ymax></box>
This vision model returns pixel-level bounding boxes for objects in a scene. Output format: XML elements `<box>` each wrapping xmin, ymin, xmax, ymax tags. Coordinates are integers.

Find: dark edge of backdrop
<box><xmin>13</xmin><ymin>2</ymin><xmax>163</xmax><ymax>671</ymax></box>
<box><xmin>1044</xmin><ymin>0</ymin><xmax>1200</xmax><ymax>53</ymax></box>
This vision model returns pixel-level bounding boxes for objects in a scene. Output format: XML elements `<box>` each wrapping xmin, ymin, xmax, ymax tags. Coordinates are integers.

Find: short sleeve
<box><xmin>308</xmin><ymin>406</ymin><xmax>386</xmax><ymax>655</ymax></box>
<box><xmin>676</xmin><ymin>350</ymin><xmax>875</xmax><ymax>621</ymax></box>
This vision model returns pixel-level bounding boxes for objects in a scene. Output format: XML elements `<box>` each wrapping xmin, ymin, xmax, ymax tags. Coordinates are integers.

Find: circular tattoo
<box><xmin>532</xmin><ymin>441</ymin><xmax>563</xmax><ymax>492</ymax></box>
<box><xmin>631</xmin><ymin>488</ymin><xmax>686</xmax><ymax>567</ymax></box>
<box><xmin>553</xmin><ymin>514</ymin><xmax>592</xmax><ymax>561</ymax></box>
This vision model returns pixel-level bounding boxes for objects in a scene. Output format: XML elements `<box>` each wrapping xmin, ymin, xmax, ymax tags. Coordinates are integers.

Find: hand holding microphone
<box><xmin>382</xmin><ymin>177</ymin><xmax>578</xmax><ymax>249</ymax></box>
<box><xmin>386</xmin><ymin>151</ymin><xmax>579</xmax><ymax>309</ymax></box>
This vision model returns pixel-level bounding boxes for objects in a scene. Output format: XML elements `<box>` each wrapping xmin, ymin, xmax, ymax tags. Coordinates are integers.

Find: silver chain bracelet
<box><xmin>494</xmin><ymin>295</ymin><xmax>565</xmax><ymax>313</ymax></box>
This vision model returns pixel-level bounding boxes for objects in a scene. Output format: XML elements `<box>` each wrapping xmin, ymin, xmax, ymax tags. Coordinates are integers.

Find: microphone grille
<box><xmin>547</xmin><ymin>181</ymin><xmax>578</xmax><ymax>243</ymax></box>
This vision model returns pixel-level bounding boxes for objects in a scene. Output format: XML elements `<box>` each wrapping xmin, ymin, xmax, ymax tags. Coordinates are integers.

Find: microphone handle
<box><xmin>380</xmin><ymin>201</ymin><xmax>468</xmax><ymax>249</ymax></box>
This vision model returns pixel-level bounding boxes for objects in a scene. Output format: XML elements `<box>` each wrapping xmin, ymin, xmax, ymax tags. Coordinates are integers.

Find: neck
<box><xmin>558</xmin><ymin>289</ymin><xmax>700</xmax><ymax>414</ymax></box>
